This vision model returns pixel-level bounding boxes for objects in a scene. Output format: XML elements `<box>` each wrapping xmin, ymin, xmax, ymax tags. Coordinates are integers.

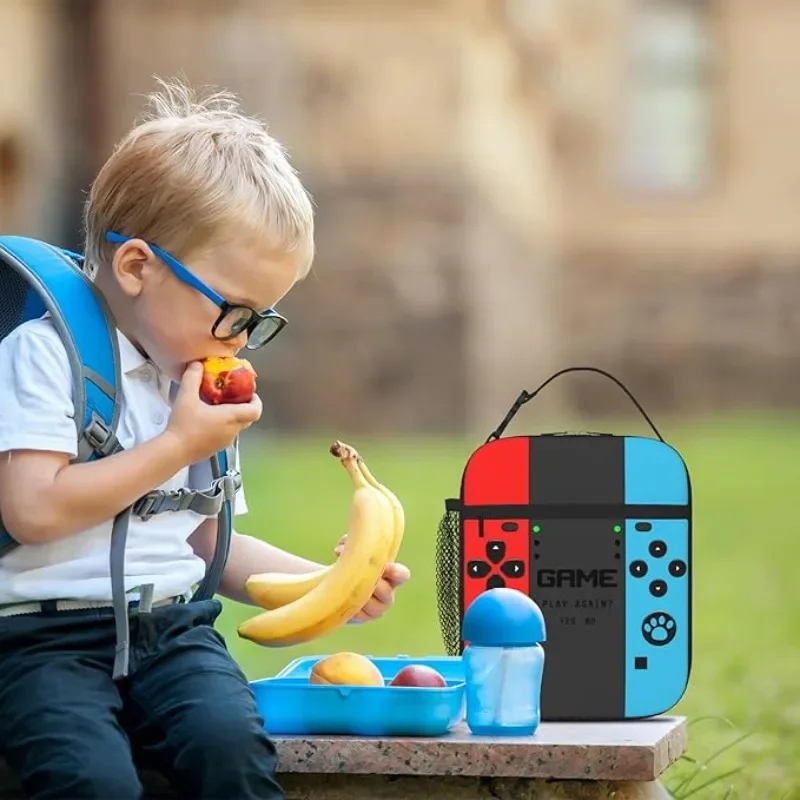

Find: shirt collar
<box><xmin>116</xmin><ymin>330</ymin><xmax>174</xmax><ymax>402</ymax></box>
<box><xmin>116</xmin><ymin>330</ymin><xmax>149</xmax><ymax>375</ymax></box>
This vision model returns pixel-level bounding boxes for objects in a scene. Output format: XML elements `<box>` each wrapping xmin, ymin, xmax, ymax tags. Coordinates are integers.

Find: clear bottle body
<box><xmin>463</xmin><ymin>643</ymin><xmax>545</xmax><ymax>736</ymax></box>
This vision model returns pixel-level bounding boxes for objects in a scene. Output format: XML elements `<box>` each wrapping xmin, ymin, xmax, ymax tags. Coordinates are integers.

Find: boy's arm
<box><xmin>0</xmin><ymin>325</ymin><xmax>191</xmax><ymax>543</ymax></box>
<box><xmin>189</xmin><ymin>519</ymin><xmax>411</xmax><ymax>622</ymax></box>
<box><xmin>0</xmin><ymin>328</ymin><xmax>259</xmax><ymax>545</ymax></box>
<box><xmin>0</xmin><ymin>436</ymin><xmax>190</xmax><ymax>544</ymax></box>
<box><xmin>189</xmin><ymin>518</ymin><xmax>323</xmax><ymax>605</ymax></box>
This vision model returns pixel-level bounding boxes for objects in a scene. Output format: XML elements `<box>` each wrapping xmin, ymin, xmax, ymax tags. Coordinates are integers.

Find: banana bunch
<box><xmin>236</xmin><ymin>440</ymin><xmax>405</xmax><ymax>647</ymax></box>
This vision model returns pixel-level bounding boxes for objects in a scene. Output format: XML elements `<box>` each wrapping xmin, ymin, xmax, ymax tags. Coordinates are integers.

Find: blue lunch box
<box><xmin>250</xmin><ymin>654</ymin><xmax>466</xmax><ymax>737</ymax></box>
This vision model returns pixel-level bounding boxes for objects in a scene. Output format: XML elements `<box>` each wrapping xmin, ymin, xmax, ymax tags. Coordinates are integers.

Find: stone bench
<box><xmin>0</xmin><ymin>716</ymin><xmax>686</xmax><ymax>799</ymax></box>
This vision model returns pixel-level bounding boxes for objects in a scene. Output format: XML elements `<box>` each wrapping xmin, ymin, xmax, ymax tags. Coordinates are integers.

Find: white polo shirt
<box><xmin>0</xmin><ymin>316</ymin><xmax>247</xmax><ymax>605</ymax></box>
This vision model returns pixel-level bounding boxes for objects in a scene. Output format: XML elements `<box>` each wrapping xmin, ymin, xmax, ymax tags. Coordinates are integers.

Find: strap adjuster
<box><xmin>213</xmin><ymin>472</ymin><xmax>240</xmax><ymax>503</ymax></box>
<box><xmin>132</xmin><ymin>493</ymin><xmax>159</xmax><ymax>521</ymax></box>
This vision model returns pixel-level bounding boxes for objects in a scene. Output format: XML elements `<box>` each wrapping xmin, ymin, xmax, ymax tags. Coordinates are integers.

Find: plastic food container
<box><xmin>250</xmin><ymin>654</ymin><xmax>466</xmax><ymax>737</ymax></box>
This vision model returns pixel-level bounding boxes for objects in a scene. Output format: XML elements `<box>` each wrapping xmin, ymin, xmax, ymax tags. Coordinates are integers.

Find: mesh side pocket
<box><xmin>0</xmin><ymin>268</ymin><xmax>37</xmax><ymax>341</ymax></box>
<box><xmin>435</xmin><ymin>499</ymin><xmax>462</xmax><ymax>656</ymax></box>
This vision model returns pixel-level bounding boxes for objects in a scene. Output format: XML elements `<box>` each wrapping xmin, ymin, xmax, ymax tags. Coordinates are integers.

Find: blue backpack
<box><xmin>0</xmin><ymin>236</ymin><xmax>239</xmax><ymax>680</ymax></box>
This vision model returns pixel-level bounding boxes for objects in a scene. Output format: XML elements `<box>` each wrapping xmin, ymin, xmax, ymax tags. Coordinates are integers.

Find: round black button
<box><xmin>669</xmin><ymin>559</ymin><xmax>687</xmax><ymax>578</ymax></box>
<box><xmin>649</xmin><ymin>540</ymin><xmax>667</xmax><ymax>558</ymax></box>
<box><xmin>650</xmin><ymin>579</ymin><xmax>668</xmax><ymax>598</ymax></box>
<box><xmin>629</xmin><ymin>560</ymin><xmax>648</xmax><ymax>578</ymax></box>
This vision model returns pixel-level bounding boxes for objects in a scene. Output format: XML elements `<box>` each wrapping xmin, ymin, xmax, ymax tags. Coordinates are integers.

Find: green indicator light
<box><xmin>613</xmin><ymin>524</ymin><xmax>622</xmax><ymax>534</ymax></box>
<box><xmin>533</xmin><ymin>525</ymin><xmax>541</xmax><ymax>534</ymax></box>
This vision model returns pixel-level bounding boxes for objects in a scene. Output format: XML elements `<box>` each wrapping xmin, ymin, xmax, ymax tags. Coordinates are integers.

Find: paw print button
<box><xmin>642</xmin><ymin>612</ymin><xmax>677</xmax><ymax>646</ymax></box>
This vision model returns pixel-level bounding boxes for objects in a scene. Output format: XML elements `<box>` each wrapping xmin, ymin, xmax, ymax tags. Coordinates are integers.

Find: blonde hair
<box><xmin>83</xmin><ymin>77</ymin><xmax>315</xmax><ymax>279</ymax></box>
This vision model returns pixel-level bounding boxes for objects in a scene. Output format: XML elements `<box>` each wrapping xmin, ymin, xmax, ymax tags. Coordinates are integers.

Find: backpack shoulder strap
<box><xmin>191</xmin><ymin>445</ymin><xmax>236</xmax><ymax>602</ymax></box>
<box><xmin>113</xmin><ymin>444</ymin><xmax>238</xmax><ymax>679</ymax></box>
<box><xmin>0</xmin><ymin>237</ymin><xmax>138</xmax><ymax>682</ymax></box>
<box><xmin>0</xmin><ymin>236</ymin><xmax>123</xmax><ymax>459</ymax></box>
<box><xmin>0</xmin><ymin>237</ymin><xmax>124</xmax><ymax>555</ymax></box>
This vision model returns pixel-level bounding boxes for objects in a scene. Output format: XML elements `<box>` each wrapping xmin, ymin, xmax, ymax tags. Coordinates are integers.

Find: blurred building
<box><xmin>2</xmin><ymin>0</ymin><xmax>799</xmax><ymax>434</ymax></box>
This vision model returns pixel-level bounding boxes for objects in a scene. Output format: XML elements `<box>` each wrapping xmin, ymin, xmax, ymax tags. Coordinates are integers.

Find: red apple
<box><xmin>388</xmin><ymin>665</ymin><xmax>447</xmax><ymax>688</ymax></box>
<box><xmin>199</xmin><ymin>356</ymin><xmax>257</xmax><ymax>405</ymax></box>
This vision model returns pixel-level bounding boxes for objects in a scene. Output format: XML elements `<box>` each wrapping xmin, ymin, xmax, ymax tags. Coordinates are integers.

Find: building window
<box><xmin>620</xmin><ymin>0</ymin><xmax>715</xmax><ymax>193</ymax></box>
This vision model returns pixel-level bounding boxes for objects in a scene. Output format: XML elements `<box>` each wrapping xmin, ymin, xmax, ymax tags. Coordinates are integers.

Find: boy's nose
<box><xmin>227</xmin><ymin>330</ymin><xmax>249</xmax><ymax>353</ymax></box>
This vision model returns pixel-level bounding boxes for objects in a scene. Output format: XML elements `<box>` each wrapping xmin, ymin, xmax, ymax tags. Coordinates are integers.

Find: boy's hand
<box><xmin>334</xmin><ymin>535</ymin><xmax>411</xmax><ymax>624</ymax></box>
<box><xmin>167</xmin><ymin>362</ymin><xmax>262</xmax><ymax>463</ymax></box>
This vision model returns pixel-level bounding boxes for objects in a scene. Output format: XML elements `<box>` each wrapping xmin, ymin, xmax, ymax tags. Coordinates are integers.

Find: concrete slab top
<box><xmin>272</xmin><ymin>715</ymin><xmax>688</xmax><ymax>782</ymax></box>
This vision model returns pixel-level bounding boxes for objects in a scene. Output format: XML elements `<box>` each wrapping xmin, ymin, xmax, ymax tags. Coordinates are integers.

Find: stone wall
<box><xmin>247</xmin><ymin>177</ymin><xmax>470</xmax><ymax>434</ymax></box>
<box><xmin>250</xmin><ymin>173</ymin><xmax>562</xmax><ymax>436</ymax></box>
<box><xmin>560</xmin><ymin>252</ymin><xmax>800</xmax><ymax>417</ymax></box>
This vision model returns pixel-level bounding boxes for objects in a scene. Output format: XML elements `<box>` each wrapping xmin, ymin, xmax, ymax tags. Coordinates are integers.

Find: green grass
<box><xmin>216</xmin><ymin>413</ymin><xmax>800</xmax><ymax>799</ymax></box>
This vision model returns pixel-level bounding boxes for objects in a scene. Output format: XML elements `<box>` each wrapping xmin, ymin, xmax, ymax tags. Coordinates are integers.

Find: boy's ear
<box><xmin>111</xmin><ymin>238</ymin><xmax>155</xmax><ymax>297</ymax></box>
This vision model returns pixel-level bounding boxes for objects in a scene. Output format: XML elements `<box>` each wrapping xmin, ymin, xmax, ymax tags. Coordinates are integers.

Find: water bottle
<box><xmin>461</xmin><ymin>587</ymin><xmax>547</xmax><ymax>736</ymax></box>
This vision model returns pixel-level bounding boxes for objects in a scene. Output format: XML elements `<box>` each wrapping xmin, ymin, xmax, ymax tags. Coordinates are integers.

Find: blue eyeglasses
<box><xmin>105</xmin><ymin>231</ymin><xmax>288</xmax><ymax>350</ymax></box>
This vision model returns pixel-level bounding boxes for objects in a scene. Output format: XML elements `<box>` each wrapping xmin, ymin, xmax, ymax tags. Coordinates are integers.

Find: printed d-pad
<box><xmin>463</xmin><ymin>531</ymin><xmax>528</xmax><ymax>594</ymax></box>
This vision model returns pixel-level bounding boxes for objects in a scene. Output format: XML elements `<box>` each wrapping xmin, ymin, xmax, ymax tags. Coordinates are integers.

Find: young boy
<box><xmin>0</xmin><ymin>78</ymin><xmax>410</xmax><ymax>800</ymax></box>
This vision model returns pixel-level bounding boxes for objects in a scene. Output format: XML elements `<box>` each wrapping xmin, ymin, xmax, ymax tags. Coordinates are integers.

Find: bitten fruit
<box><xmin>199</xmin><ymin>356</ymin><xmax>257</xmax><ymax>405</ymax></box>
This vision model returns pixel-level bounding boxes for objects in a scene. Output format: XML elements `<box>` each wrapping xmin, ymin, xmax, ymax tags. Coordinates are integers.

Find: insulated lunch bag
<box><xmin>435</xmin><ymin>367</ymin><xmax>692</xmax><ymax>721</ymax></box>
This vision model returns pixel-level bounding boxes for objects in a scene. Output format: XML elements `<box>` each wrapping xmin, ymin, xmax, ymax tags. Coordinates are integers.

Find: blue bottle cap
<box><xmin>462</xmin><ymin>588</ymin><xmax>547</xmax><ymax>646</ymax></box>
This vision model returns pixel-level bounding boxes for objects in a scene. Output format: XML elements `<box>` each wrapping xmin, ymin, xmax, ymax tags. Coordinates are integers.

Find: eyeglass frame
<box><xmin>104</xmin><ymin>231</ymin><xmax>288</xmax><ymax>350</ymax></box>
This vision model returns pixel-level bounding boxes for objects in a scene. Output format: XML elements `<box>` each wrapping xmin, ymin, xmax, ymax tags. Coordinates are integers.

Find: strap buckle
<box><xmin>134</xmin><ymin>486</ymin><xmax>193</xmax><ymax>521</ymax></box>
<box><xmin>82</xmin><ymin>413</ymin><xmax>123</xmax><ymax>458</ymax></box>
<box><xmin>133</xmin><ymin>469</ymin><xmax>241</xmax><ymax>521</ymax></box>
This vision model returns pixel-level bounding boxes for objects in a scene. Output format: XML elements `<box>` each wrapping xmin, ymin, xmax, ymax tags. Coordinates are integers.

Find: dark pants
<box><xmin>0</xmin><ymin>598</ymin><xmax>284</xmax><ymax>800</ymax></box>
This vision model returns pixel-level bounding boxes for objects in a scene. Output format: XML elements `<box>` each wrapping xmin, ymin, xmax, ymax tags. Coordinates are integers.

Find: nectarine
<box><xmin>388</xmin><ymin>665</ymin><xmax>447</xmax><ymax>688</ymax></box>
<box><xmin>199</xmin><ymin>356</ymin><xmax>257</xmax><ymax>405</ymax></box>
<box><xmin>309</xmin><ymin>652</ymin><xmax>384</xmax><ymax>687</ymax></box>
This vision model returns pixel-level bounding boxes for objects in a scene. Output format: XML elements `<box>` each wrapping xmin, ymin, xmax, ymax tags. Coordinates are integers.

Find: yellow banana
<box><xmin>237</xmin><ymin>447</ymin><xmax>395</xmax><ymax>646</ymax></box>
<box><xmin>243</xmin><ymin>441</ymin><xmax>405</xmax><ymax>611</ymax></box>
<box><xmin>244</xmin><ymin>566</ymin><xmax>335</xmax><ymax>611</ymax></box>
<box><xmin>344</xmin><ymin>441</ymin><xmax>405</xmax><ymax>564</ymax></box>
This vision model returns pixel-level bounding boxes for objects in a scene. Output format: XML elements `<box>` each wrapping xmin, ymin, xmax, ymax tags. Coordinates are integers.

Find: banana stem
<box><xmin>336</xmin><ymin>447</ymin><xmax>368</xmax><ymax>488</ymax></box>
<box><xmin>331</xmin><ymin>440</ymin><xmax>374</xmax><ymax>487</ymax></box>
<box><xmin>330</xmin><ymin>440</ymin><xmax>358</xmax><ymax>460</ymax></box>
